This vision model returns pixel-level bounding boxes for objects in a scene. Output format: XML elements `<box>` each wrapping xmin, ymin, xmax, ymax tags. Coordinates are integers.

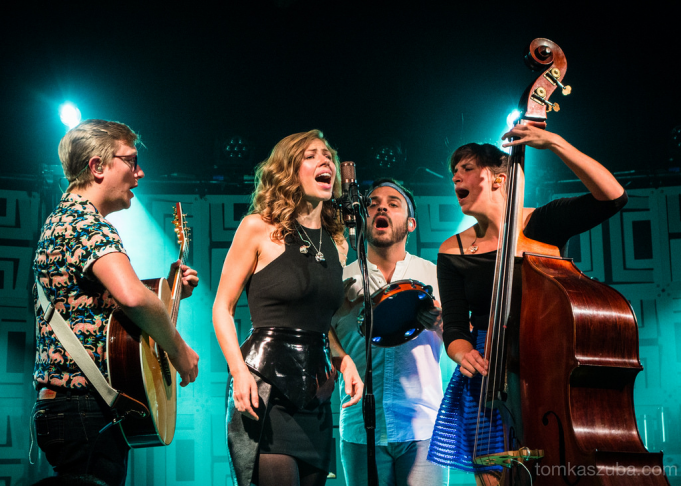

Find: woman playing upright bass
<box><xmin>427</xmin><ymin>124</ymin><xmax>627</xmax><ymax>485</ymax></box>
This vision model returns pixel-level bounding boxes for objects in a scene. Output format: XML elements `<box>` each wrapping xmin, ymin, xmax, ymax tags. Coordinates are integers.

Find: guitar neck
<box><xmin>168</xmin><ymin>249</ymin><xmax>187</xmax><ymax>326</ymax></box>
<box><xmin>168</xmin><ymin>202</ymin><xmax>189</xmax><ymax>326</ymax></box>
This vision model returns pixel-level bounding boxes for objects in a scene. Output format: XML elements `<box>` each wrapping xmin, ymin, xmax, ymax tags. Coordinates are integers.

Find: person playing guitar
<box><xmin>32</xmin><ymin>119</ymin><xmax>200</xmax><ymax>486</ymax></box>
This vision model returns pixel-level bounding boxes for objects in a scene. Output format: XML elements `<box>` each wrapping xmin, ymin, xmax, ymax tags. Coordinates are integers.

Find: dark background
<box><xmin>2</xmin><ymin>1</ymin><xmax>680</xmax><ymax>201</ymax></box>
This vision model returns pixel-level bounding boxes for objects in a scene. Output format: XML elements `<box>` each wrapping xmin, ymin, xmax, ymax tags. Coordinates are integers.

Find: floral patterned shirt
<box><xmin>33</xmin><ymin>193</ymin><xmax>127</xmax><ymax>390</ymax></box>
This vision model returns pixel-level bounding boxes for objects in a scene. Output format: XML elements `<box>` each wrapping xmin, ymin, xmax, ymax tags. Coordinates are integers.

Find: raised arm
<box><xmin>92</xmin><ymin>253</ymin><xmax>199</xmax><ymax>386</ymax></box>
<box><xmin>502</xmin><ymin>124</ymin><xmax>624</xmax><ymax>201</ymax></box>
<box><xmin>212</xmin><ymin>215</ymin><xmax>263</xmax><ymax>420</ymax></box>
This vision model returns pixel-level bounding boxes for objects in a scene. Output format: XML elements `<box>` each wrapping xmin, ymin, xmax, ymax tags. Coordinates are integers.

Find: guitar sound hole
<box><xmin>155</xmin><ymin>343</ymin><xmax>172</xmax><ymax>387</ymax></box>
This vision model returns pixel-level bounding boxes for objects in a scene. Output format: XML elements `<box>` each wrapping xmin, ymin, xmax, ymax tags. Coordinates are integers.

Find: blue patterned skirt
<box><xmin>428</xmin><ymin>330</ymin><xmax>504</xmax><ymax>473</ymax></box>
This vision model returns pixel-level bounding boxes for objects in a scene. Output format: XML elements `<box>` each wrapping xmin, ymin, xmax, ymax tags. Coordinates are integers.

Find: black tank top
<box><xmin>245</xmin><ymin>225</ymin><xmax>344</xmax><ymax>334</ymax></box>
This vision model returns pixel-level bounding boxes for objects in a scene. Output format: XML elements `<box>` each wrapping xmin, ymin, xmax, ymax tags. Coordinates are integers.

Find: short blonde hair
<box><xmin>59</xmin><ymin>119</ymin><xmax>139</xmax><ymax>191</ymax></box>
<box><xmin>250</xmin><ymin>130</ymin><xmax>345</xmax><ymax>244</ymax></box>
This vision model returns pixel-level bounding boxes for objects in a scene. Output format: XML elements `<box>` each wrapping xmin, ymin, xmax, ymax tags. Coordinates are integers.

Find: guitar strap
<box><xmin>35</xmin><ymin>282</ymin><xmax>149</xmax><ymax>418</ymax></box>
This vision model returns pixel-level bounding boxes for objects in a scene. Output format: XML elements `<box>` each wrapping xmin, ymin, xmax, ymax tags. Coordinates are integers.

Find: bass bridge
<box><xmin>473</xmin><ymin>447</ymin><xmax>544</xmax><ymax>468</ymax></box>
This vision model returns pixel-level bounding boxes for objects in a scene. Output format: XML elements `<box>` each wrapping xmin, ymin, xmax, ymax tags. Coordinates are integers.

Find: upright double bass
<box><xmin>473</xmin><ymin>38</ymin><xmax>670</xmax><ymax>485</ymax></box>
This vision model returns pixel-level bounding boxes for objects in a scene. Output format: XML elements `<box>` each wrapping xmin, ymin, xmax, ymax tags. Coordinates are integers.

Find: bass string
<box><xmin>475</xmin><ymin>291</ymin><xmax>507</xmax><ymax>459</ymax></box>
<box><xmin>473</xmin><ymin>248</ymin><xmax>505</xmax><ymax>459</ymax></box>
<box><xmin>473</xmin><ymin>140</ymin><xmax>523</xmax><ymax>462</ymax></box>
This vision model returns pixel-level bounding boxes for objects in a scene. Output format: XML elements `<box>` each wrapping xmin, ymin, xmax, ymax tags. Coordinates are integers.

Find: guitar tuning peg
<box><xmin>174</xmin><ymin>228</ymin><xmax>180</xmax><ymax>233</ymax></box>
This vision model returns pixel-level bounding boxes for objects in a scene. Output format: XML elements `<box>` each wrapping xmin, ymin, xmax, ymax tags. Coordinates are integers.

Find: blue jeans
<box><xmin>341</xmin><ymin>439</ymin><xmax>446</xmax><ymax>486</ymax></box>
<box><xmin>32</xmin><ymin>391</ymin><xmax>130</xmax><ymax>486</ymax></box>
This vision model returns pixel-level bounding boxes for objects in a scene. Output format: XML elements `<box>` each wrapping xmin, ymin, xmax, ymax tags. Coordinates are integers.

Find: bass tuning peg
<box><xmin>544</xmin><ymin>67</ymin><xmax>572</xmax><ymax>96</ymax></box>
<box><xmin>531</xmin><ymin>87</ymin><xmax>560</xmax><ymax>112</ymax></box>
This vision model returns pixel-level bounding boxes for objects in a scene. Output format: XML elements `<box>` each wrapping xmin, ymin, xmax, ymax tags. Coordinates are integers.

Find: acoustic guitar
<box><xmin>106</xmin><ymin>202</ymin><xmax>189</xmax><ymax>448</ymax></box>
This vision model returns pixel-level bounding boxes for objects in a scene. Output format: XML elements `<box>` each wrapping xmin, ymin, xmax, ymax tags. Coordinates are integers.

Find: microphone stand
<box><xmin>349</xmin><ymin>194</ymin><xmax>379</xmax><ymax>486</ymax></box>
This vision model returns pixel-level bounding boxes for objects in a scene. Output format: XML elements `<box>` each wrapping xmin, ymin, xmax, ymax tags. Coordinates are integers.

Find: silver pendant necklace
<box><xmin>297</xmin><ymin>224</ymin><xmax>325</xmax><ymax>262</ymax></box>
<box><xmin>467</xmin><ymin>225</ymin><xmax>480</xmax><ymax>254</ymax></box>
<box><xmin>467</xmin><ymin>234</ymin><xmax>479</xmax><ymax>254</ymax></box>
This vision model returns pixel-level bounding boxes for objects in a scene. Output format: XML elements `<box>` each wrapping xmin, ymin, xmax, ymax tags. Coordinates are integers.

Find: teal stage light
<box><xmin>59</xmin><ymin>102</ymin><xmax>81</xmax><ymax>129</ymax></box>
<box><xmin>499</xmin><ymin>110</ymin><xmax>523</xmax><ymax>154</ymax></box>
<box><xmin>106</xmin><ymin>196</ymin><xmax>168</xmax><ymax>279</ymax></box>
<box><xmin>506</xmin><ymin>109</ymin><xmax>521</xmax><ymax>129</ymax></box>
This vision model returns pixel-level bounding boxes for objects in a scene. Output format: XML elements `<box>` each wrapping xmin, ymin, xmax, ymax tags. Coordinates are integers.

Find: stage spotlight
<box><xmin>367</xmin><ymin>138</ymin><xmax>406</xmax><ymax>179</ymax></box>
<box><xmin>500</xmin><ymin>110</ymin><xmax>524</xmax><ymax>154</ymax></box>
<box><xmin>59</xmin><ymin>102</ymin><xmax>81</xmax><ymax>129</ymax></box>
<box><xmin>223</xmin><ymin>135</ymin><xmax>251</xmax><ymax>161</ymax></box>
<box><xmin>373</xmin><ymin>145</ymin><xmax>400</xmax><ymax>169</ymax></box>
<box><xmin>212</xmin><ymin>134</ymin><xmax>255</xmax><ymax>182</ymax></box>
<box><xmin>506</xmin><ymin>109</ymin><xmax>521</xmax><ymax>128</ymax></box>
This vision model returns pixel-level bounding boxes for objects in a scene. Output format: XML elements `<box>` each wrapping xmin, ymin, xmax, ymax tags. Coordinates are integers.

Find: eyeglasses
<box><xmin>113</xmin><ymin>154</ymin><xmax>138</xmax><ymax>172</ymax></box>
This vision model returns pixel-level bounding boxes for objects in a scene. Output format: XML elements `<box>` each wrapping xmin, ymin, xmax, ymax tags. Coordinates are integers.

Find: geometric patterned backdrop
<box><xmin>1</xmin><ymin>187</ymin><xmax>679</xmax><ymax>485</ymax></box>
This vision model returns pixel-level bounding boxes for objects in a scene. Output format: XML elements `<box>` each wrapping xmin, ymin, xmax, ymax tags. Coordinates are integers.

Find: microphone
<box><xmin>340</xmin><ymin>161</ymin><xmax>359</xmax><ymax>249</ymax></box>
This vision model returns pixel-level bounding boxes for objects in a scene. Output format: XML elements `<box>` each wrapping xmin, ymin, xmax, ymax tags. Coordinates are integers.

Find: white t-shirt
<box><xmin>333</xmin><ymin>253</ymin><xmax>443</xmax><ymax>445</ymax></box>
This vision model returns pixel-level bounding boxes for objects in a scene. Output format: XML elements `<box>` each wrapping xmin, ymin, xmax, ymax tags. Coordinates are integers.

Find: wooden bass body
<box><xmin>512</xmin><ymin>254</ymin><xmax>668</xmax><ymax>484</ymax></box>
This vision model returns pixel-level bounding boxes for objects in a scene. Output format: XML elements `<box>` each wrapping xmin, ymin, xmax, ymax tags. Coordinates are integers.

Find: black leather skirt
<box><xmin>227</xmin><ymin>327</ymin><xmax>337</xmax><ymax>486</ymax></box>
<box><xmin>241</xmin><ymin>327</ymin><xmax>336</xmax><ymax>408</ymax></box>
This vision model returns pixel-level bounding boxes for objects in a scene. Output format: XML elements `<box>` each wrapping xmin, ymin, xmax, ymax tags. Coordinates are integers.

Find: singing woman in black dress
<box><xmin>213</xmin><ymin>130</ymin><xmax>363</xmax><ymax>486</ymax></box>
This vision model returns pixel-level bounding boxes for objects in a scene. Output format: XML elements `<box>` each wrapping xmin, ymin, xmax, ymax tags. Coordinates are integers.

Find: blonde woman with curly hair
<box><xmin>213</xmin><ymin>130</ymin><xmax>363</xmax><ymax>486</ymax></box>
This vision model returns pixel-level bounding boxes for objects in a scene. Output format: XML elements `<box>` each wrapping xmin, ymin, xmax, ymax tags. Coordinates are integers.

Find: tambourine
<box><xmin>357</xmin><ymin>279</ymin><xmax>434</xmax><ymax>348</ymax></box>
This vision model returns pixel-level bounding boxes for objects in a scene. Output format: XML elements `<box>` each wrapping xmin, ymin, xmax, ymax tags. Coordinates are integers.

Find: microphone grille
<box><xmin>340</xmin><ymin>161</ymin><xmax>356</xmax><ymax>182</ymax></box>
